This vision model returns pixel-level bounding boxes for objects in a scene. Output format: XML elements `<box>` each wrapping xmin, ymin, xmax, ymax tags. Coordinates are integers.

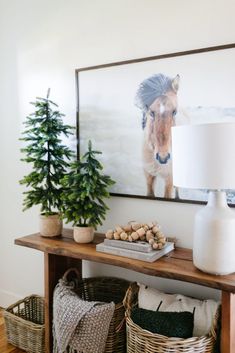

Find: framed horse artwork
<box><xmin>76</xmin><ymin>43</ymin><xmax>235</xmax><ymax>205</ymax></box>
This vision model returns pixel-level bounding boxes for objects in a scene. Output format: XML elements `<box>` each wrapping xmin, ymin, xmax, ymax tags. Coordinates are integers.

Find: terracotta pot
<box><xmin>39</xmin><ymin>214</ymin><xmax>62</xmax><ymax>237</ymax></box>
<box><xmin>73</xmin><ymin>226</ymin><xmax>94</xmax><ymax>243</ymax></box>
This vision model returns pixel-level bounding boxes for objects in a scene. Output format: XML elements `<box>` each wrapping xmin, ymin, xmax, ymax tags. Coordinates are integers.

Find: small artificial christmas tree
<box><xmin>20</xmin><ymin>90</ymin><xmax>74</xmax><ymax>235</ymax></box>
<box><xmin>61</xmin><ymin>140</ymin><xmax>115</xmax><ymax>242</ymax></box>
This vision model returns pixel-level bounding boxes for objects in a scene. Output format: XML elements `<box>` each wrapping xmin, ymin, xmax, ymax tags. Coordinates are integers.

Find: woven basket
<box><xmin>124</xmin><ymin>282</ymin><xmax>220</xmax><ymax>353</ymax></box>
<box><xmin>4</xmin><ymin>294</ymin><xmax>45</xmax><ymax>353</ymax></box>
<box><xmin>62</xmin><ymin>268</ymin><xmax>130</xmax><ymax>353</ymax></box>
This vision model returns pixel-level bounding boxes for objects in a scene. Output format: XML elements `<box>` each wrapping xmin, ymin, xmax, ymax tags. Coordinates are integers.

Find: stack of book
<box><xmin>96</xmin><ymin>239</ymin><xmax>174</xmax><ymax>262</ymax></box>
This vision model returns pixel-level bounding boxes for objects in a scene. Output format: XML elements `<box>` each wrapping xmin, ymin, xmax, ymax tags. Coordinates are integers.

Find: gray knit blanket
<box><xmin>53</xmin><ymin>279</ymin><xmax>115</xmax><ymax>353</ymax></box>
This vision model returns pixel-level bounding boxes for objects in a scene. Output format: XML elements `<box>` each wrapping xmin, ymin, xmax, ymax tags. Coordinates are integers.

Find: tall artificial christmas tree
<box><xmin>20</xmin><ymin>89</ymin><xmax>74</xmax><ymax>236</ymax></box>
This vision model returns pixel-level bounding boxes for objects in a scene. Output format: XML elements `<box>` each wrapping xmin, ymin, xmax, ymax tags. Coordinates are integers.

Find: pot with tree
<box><xmin>20</xmin><ymin>90</ymin><xmax>74</xmax><ymax>237</ymax></box>
<box><xmin>61</xmin><ymin>140</ymin><xmax>115</xmax><ymax>243</ymax></box>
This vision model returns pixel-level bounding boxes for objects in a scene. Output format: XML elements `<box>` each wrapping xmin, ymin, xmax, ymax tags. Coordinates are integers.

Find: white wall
<box><xmin>0</xmin><ymin>0</ymin><xmax>235</xmax><ymax>307</ymax></box>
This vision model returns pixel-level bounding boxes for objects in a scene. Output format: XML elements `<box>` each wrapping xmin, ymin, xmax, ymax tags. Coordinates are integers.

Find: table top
<box><xmin>15</xmin><ymin>229</ymin><xmax>235</xmax><ymax>293</ymax></box>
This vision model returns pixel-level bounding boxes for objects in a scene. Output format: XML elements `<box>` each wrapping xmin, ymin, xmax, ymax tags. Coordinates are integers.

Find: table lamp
<box><xmin>171</xmin><ymin>122</ymin><xmax>235</xmax><ymax>275</ymax></box>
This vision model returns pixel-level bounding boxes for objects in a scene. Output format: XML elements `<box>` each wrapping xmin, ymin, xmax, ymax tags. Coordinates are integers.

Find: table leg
<box><xmin>44</xmin><ymin>253</ymin><xmax>82</xmax><ymax>353</ymax></box>
<box><xmin>221</xmin><ymin>291</ymin><xmax>235</xmax><ymax>353</ymax></box>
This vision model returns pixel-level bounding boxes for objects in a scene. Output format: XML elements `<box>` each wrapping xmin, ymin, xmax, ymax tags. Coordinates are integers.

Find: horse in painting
<box><xmin>135</xmin><ymin>73</ymin><xmax>180</xmax><ymax>198</ymax></box>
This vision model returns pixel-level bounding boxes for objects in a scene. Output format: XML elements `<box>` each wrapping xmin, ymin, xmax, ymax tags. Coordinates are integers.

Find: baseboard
<box><xmin>0</xmin><ymin>289</ymin><xmax>23</xmax><ymax>308</ymax></box>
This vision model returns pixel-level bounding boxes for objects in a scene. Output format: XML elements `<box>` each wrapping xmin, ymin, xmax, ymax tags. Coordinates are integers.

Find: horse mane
<box><xmin>135</xmin><ymin>73</ymin><xmax>173</xmax><ymax>129</ymax></box>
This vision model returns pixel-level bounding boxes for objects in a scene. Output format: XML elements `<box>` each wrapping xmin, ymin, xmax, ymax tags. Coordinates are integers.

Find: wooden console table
<box><xmin>15</xmin><ymin>229</ymin><xmax>235</xmax><ymax>353</ymax></box>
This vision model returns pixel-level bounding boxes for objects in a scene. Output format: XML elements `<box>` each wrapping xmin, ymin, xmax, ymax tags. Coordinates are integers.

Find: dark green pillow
<box><xmin>131</xmin><ymin>307</ymin><xmax>194</xmax><ymax>338</ymax></box>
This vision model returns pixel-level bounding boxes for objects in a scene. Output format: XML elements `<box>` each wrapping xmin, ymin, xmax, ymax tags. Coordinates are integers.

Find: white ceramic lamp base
<box><xmin>193</xmin><ymin>191</ymin><xmax>235</xmax><ymax>275</ymax></box>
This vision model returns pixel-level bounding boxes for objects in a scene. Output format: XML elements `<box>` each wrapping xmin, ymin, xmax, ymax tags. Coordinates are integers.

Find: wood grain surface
<box><xmin>15</xmin><ymin>230</ymin><xmax>235</xmax><ymax>293</ymax></box>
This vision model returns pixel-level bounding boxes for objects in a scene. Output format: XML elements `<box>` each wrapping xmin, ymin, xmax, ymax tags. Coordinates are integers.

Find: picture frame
<box><xmin>76</xmin><ymin>43</ymin><xmax>235</xmax><ymax>205</ymax></box>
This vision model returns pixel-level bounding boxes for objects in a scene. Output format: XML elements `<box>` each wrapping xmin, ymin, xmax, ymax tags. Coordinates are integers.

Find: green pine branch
<box><xmin>20</xmin><ymin>91</ymin><xmax>75</xmax><ymax>215</ymax></box>
<box><xmin>61</xmin><ymin>141</ymin><xmax>115</xmax><ymax>228</ymax></box>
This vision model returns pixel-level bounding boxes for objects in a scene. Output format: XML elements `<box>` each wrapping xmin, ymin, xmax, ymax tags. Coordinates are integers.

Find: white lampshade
<box><xmin>172</xmin><ymin>123</ymin><xmax>235</xmax><ymax>190</ymax></box>
<box><xmin>171</xmin><ymin>122</ymin><xmax>235</xmax><ymax>275</ymax></box>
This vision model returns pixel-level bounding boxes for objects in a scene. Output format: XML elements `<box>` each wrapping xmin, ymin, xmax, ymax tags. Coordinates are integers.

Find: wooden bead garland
<box><xmin>105</xmin><ymin>221</ymin><xmax>166</xmax><ymax>249</ymax></box>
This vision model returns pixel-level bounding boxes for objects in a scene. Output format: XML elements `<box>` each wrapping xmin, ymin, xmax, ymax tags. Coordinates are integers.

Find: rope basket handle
<box><xmin>123</xmin><ymin>282</ymin><xmax>139</xmax><ymax>313</ymax></box>
<box><xmin>209</xmin><ymin>305</ymin><xmax>221</xmax><ymax>340</ymax></box>
<box><xmin>62</xmin><ymin>267</ymin><xmax>81</xmax><ymax>283</ymax></box>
